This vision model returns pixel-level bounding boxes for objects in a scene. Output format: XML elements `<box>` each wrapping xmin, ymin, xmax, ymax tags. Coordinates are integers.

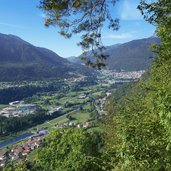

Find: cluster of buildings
<box><xmin>77</xmin><ymin>121</ymin><xmax>95</xmax><ymax>128</ymax></box>
<box><xmin>0</xmin><ymin>130</ymin><xmax>47</xmax><ymax>168</ymax></box>
<box><xmin>78</xmin><ymin>90</ymin><xmax>92</xmax><ymax>99</ymax></box>
<box><xmin>48</xmin><ymin>106</ymin><xmax>63</xmax><ymax>115</ymax></box>
<box><xmin>0</xmin><ymin>118</ymin><xmax>96</xmax><ymax>168</ymax></box>
<box><xmin>0</xmin><ymin>101</ymin><xmax>40</xmax><ymax>117</ymax></box>
<box><xmin>111</xmin><ymin>70</ymin><xmax>145</xmax><ymax>80</ymax></box>
<box><xmin>98</xmin><ymin>70</ymin><xmax>145</xmax><ymax>85</ymax></box>
<box><xmin>0</xmin><ymin>150</ymin><xmax>7</xmax><ymax>167</ymax></box>
<box><xmin>96</xmin><ymin>96</ymin><xmax>107</xmax><ymax>111</ymax></box>
<box><xmin>55</xmin><ymin>120</ymin><xmax>95</xmax><ymax>129</ymax></box>
<box><xmin>64</xmin><ymin>75</ymin><xmax>86</xmax><ymax>84</ymax></box>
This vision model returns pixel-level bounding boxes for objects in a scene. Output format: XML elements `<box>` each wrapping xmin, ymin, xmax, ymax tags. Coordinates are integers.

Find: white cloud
<box><xmin>105</xmin><ymin>33</ymin><xmax>133</xmax><ymax>39</ymax></box>
<box><xmin>0</xmin><ymin>22</ymin><xmax>28</xmax><ymax>29</ymax></box>
<box><xmin>119</xmin><ymin>0</ymin><xmax>143</xmax><ymax>20</ymax></box>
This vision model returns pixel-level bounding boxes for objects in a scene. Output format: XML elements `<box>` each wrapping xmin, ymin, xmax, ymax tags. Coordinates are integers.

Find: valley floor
<box><xmin>0</xmin><ymin>70</ymin><xmax>143</xmax><ymax>168</ymax></box>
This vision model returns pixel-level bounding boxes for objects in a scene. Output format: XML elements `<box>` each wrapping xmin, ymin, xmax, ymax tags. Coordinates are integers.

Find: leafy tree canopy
<box><xmin>102</xmin><ymin>0</ymin><xmax>171</xmax><ymax>170</ymax></box>
<box><xmin>138</xmin><ymin>0</ymin><xmax>171</xmax><ymax>62</ymax></box>
<box><xmin>30</xmin><ymin>128</ymin><xmax>103</xmax><ymax>171</ymax></box>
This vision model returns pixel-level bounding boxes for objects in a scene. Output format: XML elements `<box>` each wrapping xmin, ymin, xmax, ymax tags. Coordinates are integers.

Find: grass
<box><xmin>30</xmin><ymin>110</ymin><xmax>91</xmax><ymax>131</ymax></box>
<box><xmin>30</xmin><ymin>113</ymin><xmax>69</xmax><ymax>131</ymax></box>
<box><xmin>4</xmin><ymin>83</ymin><xmax>107</xmax><ymax>124</ymax></box>
<box><xmin>34</xmin><ymin>100</ymin><xmax>44</xmax><ymax>105</ymax></box>
<box><xmin>0</xmin><ymin>104</ymin><xmax>8</xmax><ymax>110</ymax></box>
<box><xmin>83</xmin><ymin>104</ymin><xmax>91</xmax><ymax>111</ymax></box>
<box><xmin>82</xmin><ymin>85</ymin><xmax>100</xmax><ymax>91</ymax></box>
<box><xmin>67</xmin><ymin>91</ymin><xmax>79</xmax><ymax>97</ymax></box>
<box><xmin>92</xmin><ymin>91</ymin><xmax>102</xmax><ymax>97</ymax></box>
<box><xmin>71</xmin><ymin>112</ymin><xmax>90</xmax><ymax>123</ymax></box>
<box><xmin>0</xmin><ymin>81</ymin><xmax>112</xmax><ymax>152</ymax></box>
<box><xmin>59</xmin><ymin>96</ymin><xmax>70</xmax><ymax>102</ymax></box>
<box><xmin>50</xmin><ymin>115</ymin><xmax>68</xmax><ymax>124</ymax></box>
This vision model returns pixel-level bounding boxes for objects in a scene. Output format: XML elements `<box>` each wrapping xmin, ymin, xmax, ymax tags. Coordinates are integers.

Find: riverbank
<box><xmin>0</xmin><ymin>132</ymin><xmax>34</xmax><ymax>149</ymax></box>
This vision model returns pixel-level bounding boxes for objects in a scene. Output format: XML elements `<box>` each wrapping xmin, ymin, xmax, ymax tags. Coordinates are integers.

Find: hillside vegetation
<box><xmin>3</xmin><ymin>1</ymin><xmax>171</xmax><ymax>171</ymax></box>
<box><xmin>102</xmin><ymin>1</ymin><xmax>171</xmax><ymax>169</ymax></box>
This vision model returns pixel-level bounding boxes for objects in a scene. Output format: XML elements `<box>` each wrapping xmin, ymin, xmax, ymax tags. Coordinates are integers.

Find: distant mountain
<box><xmin>69</xmin><ymin>37</ymin><xmax>160</xmax><ymax>71</ymax></box>
<box><xmin>105</xmin><ymin>37</ymin><xmax>160</xmax><ymax>71</ymax></box>
<box><xmin>66</xmin><ymin>56</ymin><xmax>80</xmax><ymax>63</ymax></box>
<box><xmin>0</xmin><ymin>33</ymin><xmax>93</xmax><ymax>81</ymax></box>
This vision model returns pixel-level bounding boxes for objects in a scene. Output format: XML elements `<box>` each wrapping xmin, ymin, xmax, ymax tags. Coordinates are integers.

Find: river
<box><xmin>0</xmin><ymin>132</ymin><xmax>34</xmax><ymax>149</ymax></box>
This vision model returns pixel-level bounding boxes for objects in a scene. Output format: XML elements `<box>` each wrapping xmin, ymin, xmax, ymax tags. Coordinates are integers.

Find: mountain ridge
<box><xmin>0</xmin><ymin>33</ymin><xmax>92</xmax><ymax>81</ymax></box>
<box><xmin>69</xmin><ymin>36</ymin><xmax>160</xmax><ymax>71</ymax></box>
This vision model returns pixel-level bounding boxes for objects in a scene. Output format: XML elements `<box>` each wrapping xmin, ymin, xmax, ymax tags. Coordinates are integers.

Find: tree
<box><xmin>3</xmin><ymin>161</ymin><xmax>30</xmax><ymax>171</ymax></box>
<box><xmin>138</xmin><ymin>0</ymin><xmax>171</xmax><ymax>136</ymax></box>
<box><xmin>102</xmin><ymin>1</ymin><xmax>171</xmax><ymax>170</ymax></box>
<box><xmin>39</xmin><ymin>0</ymin><xmax>119</xmax><ymax>69</ymax></box>
<box><xmin>138</xmin><ymin>0</ymin><xmax>171</xmax><ymax>62</ymax></box>
<box><xmin>32</xmin><ymin>128</ymin><xmax>103</xmax><ymax>171</ymax></box>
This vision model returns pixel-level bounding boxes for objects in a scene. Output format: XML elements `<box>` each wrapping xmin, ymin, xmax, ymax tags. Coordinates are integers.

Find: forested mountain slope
<box><xmin>105</xmin><ymin>37</ymin><xmax>160</xmax><ymax>71</ymax></box>
<box><xmin>0</xmin><ymin>33</ymin><xmax>93</xmax><ymax>81</ymax></box>
<box><xmin>104</xmin><ymin>55</ymin><xmax>171</xmax><ymax>170</ymax></box>
<box><xmin>102</xmin><ymin>2</ymin><xmax>171</xmax><ymax>169</ymax></box>
<box><xmin>71</xmin><ymin>37</ymin><xmax>160</xmax><ymax>71</ymax></box>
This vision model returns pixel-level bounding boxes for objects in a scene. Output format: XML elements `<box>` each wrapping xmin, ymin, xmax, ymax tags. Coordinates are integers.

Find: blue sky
<box><xmin>0</xmin><ymin>0</ymin><xmax>155</xmax><ymax>57</ymax></box>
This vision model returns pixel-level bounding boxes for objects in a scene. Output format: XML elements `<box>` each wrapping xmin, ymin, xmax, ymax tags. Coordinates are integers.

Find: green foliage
<box><xmin>0</xmin><ymin>83</ymin><xmax>63</xmax><ymax>104</ymax></box>
<box><xmin>3</xmin><ymin>162</ymin><xmax>31</xmax><ymax>171</ymax></box>
<box><xmin>39</xmin><ymin>0</ymin><xmax>119</xmax><ymax>68</ymax></box>
<box><xmin>103</xmin><ymin>81</ymin><xmax>171</xmax><ymax>170</ymax></box>
<box><xmin>101</xmin><ymin>1</ymin><xmax>171</xmax><ymax>170</ymax></box>
<box><xmin>30</xmin><ymin>128</ymin><xmax>103</xmax><ymax>171</ymax></box>
<box><xmin>3</xmin><ymin>1</ymin><xmax>171</xmax><ymax>171</ymax></box>
<box><xmin>0</xmin><ymin>109</ymin><xmax>48</xmax><ymax>136</ymax></box>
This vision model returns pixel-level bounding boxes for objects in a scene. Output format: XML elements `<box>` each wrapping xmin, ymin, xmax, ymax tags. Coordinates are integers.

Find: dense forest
<box><xmin>0</xmin><ymin>32</ymin><xmax>96</xmax><ymax>81</ymax></box>
<box><xmin>3</xmin><ymin>0</ymin><xmax>171</xmax><ymax>170</ymax></box>
<box><xmin>0</xmin><ymin>77</ymin><xmax>97</xmax><ymax>104</ymax></box>
<box><xmin>0</xmin><ymin>109</ymin><xmax>64</xmax><ymax>137</ymax></box>
<box><xmin>0</xmin><ymin>83</ymin><xmax>64</xmax><ymax>104</ymax></box>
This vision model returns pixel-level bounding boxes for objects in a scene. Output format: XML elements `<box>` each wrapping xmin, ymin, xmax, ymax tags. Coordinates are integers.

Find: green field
<box><xmin>0</xmin><ymin>104</ymin><xmax>8</xmax><ymax>110</ymax></box>
<box><xmin>0</xmin><ymin>81</ymin><xmax>111</xmax><ymax>149</ymax></box>
<box><xmin>32</xmin><ymin>110</ymin><xmax>91</xmax><ymax>130</ymax></box>
<box><xmin>71</xmin><ymin>112</ymin><xmax>90</xmax><ymax>123</ymax></box>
